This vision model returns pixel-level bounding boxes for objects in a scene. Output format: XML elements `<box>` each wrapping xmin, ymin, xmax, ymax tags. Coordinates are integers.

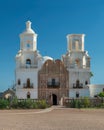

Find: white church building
<box><xmin>15</xmin><ymin>21</ymin><xmax>104</xmax><ymax>103</ymax></box>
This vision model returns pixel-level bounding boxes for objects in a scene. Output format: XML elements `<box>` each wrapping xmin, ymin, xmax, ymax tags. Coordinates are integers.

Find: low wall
<box><xmin>63</xmin><ymin>98</ymin><xmax>103</xmax><ymax>107</ymax></box>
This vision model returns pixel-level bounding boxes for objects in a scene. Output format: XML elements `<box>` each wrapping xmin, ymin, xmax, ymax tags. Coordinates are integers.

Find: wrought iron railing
<box><xmin>23</xmin><ymin>83</ymin><xmax>34</xmax><ymax>89</ymax></box>
<box><xmin>47</xmin><ymin>82</ymin><xmax>60</xmax><ymax>88</ymax></box>
<box><xmin>73</xmin><ymin>83</ymin><xmax>83</xmax><ymax>89</ymax></box>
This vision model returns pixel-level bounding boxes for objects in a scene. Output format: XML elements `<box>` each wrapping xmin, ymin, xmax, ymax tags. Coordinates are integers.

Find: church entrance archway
<box><xmin>52</xmin><ymin>94</ymin><xmax>57</xmax><ymax>105</ymax></box>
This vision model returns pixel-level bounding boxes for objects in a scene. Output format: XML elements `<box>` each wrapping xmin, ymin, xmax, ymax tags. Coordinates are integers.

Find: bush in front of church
<box><xmin>65</xmin><ymin>97</ymin><xmax>91</xmax><ymax>108</ymax></box>
<box><xmin>36</xmin><ymin>100</ymin><xmax>49</xmax><ymax>109</ymax></box>
<box><xmin>0</xmin><ymin>99</ymin><xmax>10</xmax><ymax>109</ymax></box>
<box><xmin>10</xmin><ymin>97</ymin><xmax>49</xmax><ymax>109</ymax></box>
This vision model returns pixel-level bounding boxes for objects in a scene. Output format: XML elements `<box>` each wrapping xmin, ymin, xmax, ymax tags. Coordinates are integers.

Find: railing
<box><xmin>73</xmin><ymin>83</ymin><xmax>83</xmax><ymax>88</ymax></box>
<box><xmin>23</xmin><ymin>83</ymin><xmax>34</xmax><ymax>89</ymax></box>
<box><xmin>70</xmin><ymin>65</ymin><xmax>90</xmax><ymax>69</ymax></box>
<box><xmin>47</xmin><ymin>82</ymin><xmax>60</xmax><ymax>88</ymax></box>
<box><xmin>20</xmin><ymin>65</ymin><xmax>38</xmax><ymax>68</ymax></box>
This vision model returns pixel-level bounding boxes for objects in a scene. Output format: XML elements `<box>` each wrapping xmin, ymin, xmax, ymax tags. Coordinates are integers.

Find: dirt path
<box><xmin>0</xmin><ymin>107</ymin><xmax>104</xmax><ymax>130</ymax></box>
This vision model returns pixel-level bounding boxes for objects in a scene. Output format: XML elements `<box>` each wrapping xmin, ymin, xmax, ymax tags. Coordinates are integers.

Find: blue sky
<box><xmin>0</xmin><ymin>0</ymin><xmax>104</xmax><ymax>91</ymax></box>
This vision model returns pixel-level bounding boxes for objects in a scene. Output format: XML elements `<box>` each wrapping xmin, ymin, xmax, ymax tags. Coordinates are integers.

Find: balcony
<box><xmin>23</xmin><ymin>83</ymin><xmax>34</xmax><ymax>89</ymax></box>
<box><xmin>47</xmin><ymin>82</ymin><xmax>60</xmax><ymax>88</ymax></box>
<box><xmin>26</xmin><ymin>65</ymin><xmax>38</xmax><ymax>68</ymax></box>
<box><xmin>73</xmin><ymin>83</ymin><xmax>83</xmax><ymax>89</ymax></box>
<box><xmin>20</xmin><ymin>65</ymin><xmax>38</xmax><ymax>68</ymax></box>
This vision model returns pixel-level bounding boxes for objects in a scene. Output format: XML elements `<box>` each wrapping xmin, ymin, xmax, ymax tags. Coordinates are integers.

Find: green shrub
<box><xmin>25</xmin><ymin>99</ymin><xmax>33</xmax><ymax>109</ymax></box>
<box><xmin>10</xmin><ymin>98</ymin><xmax>48</xmax><ymax>109</ymax></box>
<box><xmin>11</xmin><ymin>97</ymin><xmax>18</xmax><ymax>108</ymax></box>
<box><xmin>65</xmin><ymin>98</ymin><xmax>91</xmax><ymax>108</ymax></box>
<box><xmin>18</xmin><ymin>100</ymin><xmax>26</xmax><ymax>109</ymax></box>
<box><xmin>32</xmin><ymin>102</ymin><xmax>38</xmax><ymax>109</ymax></box>
<box><xmin>98</xmin><ymin>92</ymin><xmax>104</xmax><ymax>97</ymax></box>
<box><xmin>82</xmin><ymin>97</ymin><xmax>90</xmax><ymax>108</ymax></box>
<box><xmin>37</xmin><ymin>100</ymin><xmax>48</xmax><ymax>109</ymax></box>
<box><xmin>0</xmin><ymin>99</ymin><xmax>9</xmax><ymax>109</ymax></box>
<box><xmin>70</xmin><ymin>99</ymin><xmax>75</xmax><ymax>108</ymax></box>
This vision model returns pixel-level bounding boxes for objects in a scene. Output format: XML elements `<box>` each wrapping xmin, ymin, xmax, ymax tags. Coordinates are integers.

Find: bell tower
<box><xmin>20</xmin><ymin>21</ymin><xmax>37</xmax><ymax>51</ymax></box>
<box><xmin>66</xmin><ymin>34</ymin><xmax>85</xmax><ymax>52</ymax></box>
<box><xmin>62</xmin><ymin>34</ymin><xmax>91</xmax><ymax>98</ymax></box>
<box><xmin>15</xmin><ymin>21</ymin><xmax>42</xmax><ymax>99</ymax></box>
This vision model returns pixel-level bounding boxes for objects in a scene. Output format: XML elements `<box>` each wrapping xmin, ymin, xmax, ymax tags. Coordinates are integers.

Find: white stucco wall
<box><xmin>16</xmin><ymin>88</ymin><xmax>38</xmax><ymax>99</ymax></box>
<box><xmin>15</xmin><ymin>68</ymin><xmax>39</xmax><ymax>99</ymax></box>
<box><xmin>16</xmin><ymin>69</ymin><xmax>38</xmax><ymax>87</ymax></box>
<box><xmin>68</xmin><ymin>69</ymin><xmax>90</xmax><ymax>88</ymax></box>
<box><xmin>89</xmin><ymin>84</ymin><xmax>104</xmax><ymax>97</ymax></box>
<box><xmin>69</xmin><ymin>87</ymin><xmax>90</xmax><ymax>98</ymax></box>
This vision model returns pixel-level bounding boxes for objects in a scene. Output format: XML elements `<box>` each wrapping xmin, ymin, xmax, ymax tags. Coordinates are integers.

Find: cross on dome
<box><xmin>26</xmin><ymin>21</ymin><xmax>32</xmax><ymax>30</ymax></box>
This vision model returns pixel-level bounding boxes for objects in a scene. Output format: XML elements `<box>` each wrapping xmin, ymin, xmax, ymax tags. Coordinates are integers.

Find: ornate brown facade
<box><xmin>38</xmin><ymin>59</ymin><xmax>69</xmax><ymax>105</ymax></box>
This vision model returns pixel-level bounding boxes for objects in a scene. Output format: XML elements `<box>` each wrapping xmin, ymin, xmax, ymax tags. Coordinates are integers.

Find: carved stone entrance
<box><xmin>38</xmin><ymin>59</ymin><xmax>69</xmax><ymax>105</ymax></box>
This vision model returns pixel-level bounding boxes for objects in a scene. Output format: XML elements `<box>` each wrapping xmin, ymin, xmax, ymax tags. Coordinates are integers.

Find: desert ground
<box><xmin>0</xmin><ymin>106</ymin><xmax>104</xmax><ymax>130</ymax></box>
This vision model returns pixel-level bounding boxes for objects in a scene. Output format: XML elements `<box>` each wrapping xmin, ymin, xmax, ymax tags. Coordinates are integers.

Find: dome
<box><xmin>23</xmin><ymin>29</ymin><xmax>35</xmax><ymax>34</ymax></box>
<box><xmin>20</xmin><ymin>21</ymin><xmax>36</xmax><ymax>36</ymax></box>
<box><xmin>43</xmin><ymin>56</ymin><xmax>53</xmax><ymax>62</ymax></box>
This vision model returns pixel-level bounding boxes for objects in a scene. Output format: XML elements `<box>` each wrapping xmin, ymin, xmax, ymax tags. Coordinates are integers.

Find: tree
<box><xmin>98</xmin><ymin>92</ymin><xmax>104</xmax><ymax>97</ymax></box>
<box><xmin>90</xmin><ymin>72</ymin><xmax>93</xmax><ymax>77</ymax></box>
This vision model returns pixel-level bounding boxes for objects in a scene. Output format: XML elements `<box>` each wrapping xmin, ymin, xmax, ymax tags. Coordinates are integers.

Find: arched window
<box><xmin>26</xmin><ymin>59</ymin><xmax>31</xmax><ymax>65</ymax></box>
<box><xmin>75</xmin><ymin>59</ymin><xmax>80</xmax><ymax>68</ymax></box>
<box><xmin>76</xmin><ymin>80</ymin><xmax>80</xmax><ymax>88</ymax></box>
<box><xmin>75</xmin><ymin>40</ymin><xmax>79</xmax><ymax>51</ymax></box>
<box><xmin>52</xmin><ymin>79</ymin><xmax>55</xmax><ymax>86</ymax></box>
<box><xmin>76</xmin><ymin>91</ymin><xmax>79</xmax><ymax>98</ymax></box>
<box><xmin>18</xmin><ymin>79</ymin><xmax>21</xmax><ymax>85</ymax></box>
<box><xmin>72</xmin><ymin>40</ymin><xmax>76</xmax><ymax>50</ymax></box>
<box><xmin>27</xmin><ymin>92</ymin><xmax>31</xmax><ymax>99</ymax></box>
<box><xmin>85</xmin><ymin>81</ymin><xmax>88</xmax><ymax>85</ymax></box>
<box><xmin>27</xmin><ymin>78</ymin><xmax>30</xmax><ymax>88</ymax></box>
